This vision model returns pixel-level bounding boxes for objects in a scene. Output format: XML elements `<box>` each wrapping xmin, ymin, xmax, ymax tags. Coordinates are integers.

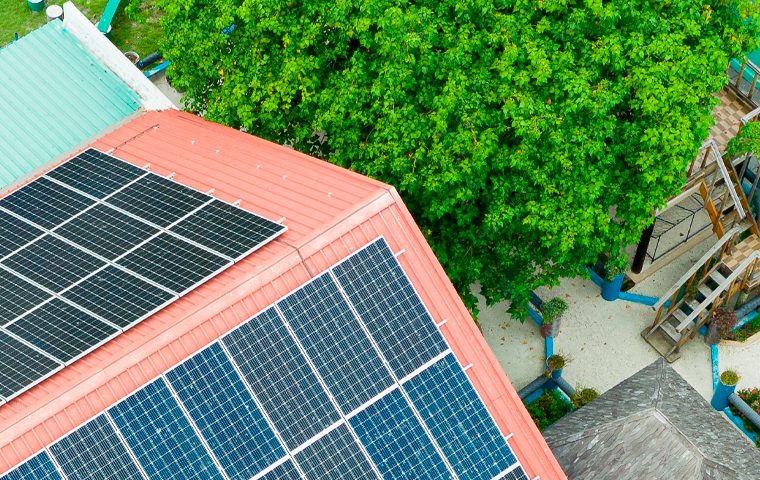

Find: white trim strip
<box><xmin>346</xmin><ymin>384</ymin><xmax>398</xmax><ymax>420</ymax></box>
<box><xmin>398</xmin><ymin>349</ymin><xmax>452</xmax><ymax>385</ymax></box>
<box><xmin>250</xmin><ymin>456</ymin><xmax>290</xmax><ymax>480</ymax></box>
<box><xmin>290</xmin><ymin>419</ymin><xmax>345</xmax><ymax>456</ymax></box>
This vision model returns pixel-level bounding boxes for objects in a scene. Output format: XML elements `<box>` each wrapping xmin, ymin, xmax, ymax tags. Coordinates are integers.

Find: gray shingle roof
<box><xmin>543</xmin><ymin>359</ymin><xmax>760</xmax><ymax>480</ymax></box>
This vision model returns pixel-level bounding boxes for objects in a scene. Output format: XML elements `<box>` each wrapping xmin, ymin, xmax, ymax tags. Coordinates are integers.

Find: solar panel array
<box><xmin>2</xmin><ymin>238</ymin><xmax>528</xmax><ymax>480</ymax></box>
<box><xmin>0</xmin><ymin>148</ymin><xmax>286</xmax><ymax>405</ymax></box>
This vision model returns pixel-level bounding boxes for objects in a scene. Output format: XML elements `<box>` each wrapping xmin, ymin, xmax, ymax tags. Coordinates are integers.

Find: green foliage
<box><xmin>729</xmin><ymin>387</ymin><xmax>760</xmax><ymax>447</ymax></box>
<box><xmin>721</xmin><ymin>370</ymin><xmax>740</xmax><ymax>386</ymax></box>
<box><xmin>525</xmin><ymin>389</ymin><xmax>573</xmax><ymax>431</ymax></box>
<box><xmin>541</xmin><ymin>298</ymin><xmax>567</xmax><ymax>324</ymax></box>
<box><xmin>731</xmin><ymin>314</ymin><xmax>760</xmax><ymax>341</ymax></box>
<box><xmin>571</xmin><ymin>388</ymin><xmax>599</xmax><ymax>409</ymax></box>
<box><xmin>157</xmin><ymin>0</ymin><xmax>760</xmax><ymax>318</ymax></box>
<box><xmin>726</xmin><ymin>122</ymin><xmax>760</xmax><ymax>159</ymax></box>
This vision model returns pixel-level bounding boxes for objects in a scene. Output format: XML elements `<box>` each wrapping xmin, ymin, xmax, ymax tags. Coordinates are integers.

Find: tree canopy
<box><xmin>158</xmin><ymin>0</ymin><xmax>760</xmax><ymax>317</ymax></box>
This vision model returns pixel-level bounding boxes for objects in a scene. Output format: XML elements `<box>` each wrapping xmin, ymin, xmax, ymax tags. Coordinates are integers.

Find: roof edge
<box><xmin>62</xmin><ymin>2</ymin><xmax>175</xmax><ymax>111</ymax></box>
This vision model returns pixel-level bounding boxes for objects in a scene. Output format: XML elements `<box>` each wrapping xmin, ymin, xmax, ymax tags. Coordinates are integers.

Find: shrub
<box><xmin>571</xmin><ymin>388</ymin><xmax>599</xmax><ymax>409</ymax></box>
<box><xmin>721</xmin><ymin>370</ymin><xmax>740</xmax><ymax>386</ymax></box>
<box><xmin>714</xmin><ymin>308</ymin><xmax>738</xmax><ymax>337</ymax></box>
<box><xmin>524</xmin><ymin>390</ymin><xmax>573</xmax><ymax>431</ymax></box>
<box><xmin>541</xmin><ymin>298</ymin><xmax>568</xmax><ymax>324</ymax></box>
<box><xmin>729</xmin><ymin>388</ymin><xmax>760</xmax><ymax>446</ymax></box>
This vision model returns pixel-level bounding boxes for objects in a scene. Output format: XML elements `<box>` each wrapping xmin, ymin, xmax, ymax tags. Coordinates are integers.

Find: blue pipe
<box><xmin>545</xmin><ymin>336</ymin><xmax>554</xmax><ymax>361</ymax></box>
<box><xmin>711</xmin><ymin>344</ymin><xmax>720</xmax><ymax>391</ymax></box>
<box><xmin>553</xmin><ymin>376</ymin><xmax>576</xmax><ymax>398</ymax></box>
<box><xmin>517</xmin><ymin>376</ymin><xmax>549</xmax><ymax>401</ymax></box>
<box><xmin>618</xmin><ymin>291</ymin><xmax>662</xmax><ymax>306</ymax></box>
<box><xmin>586</xmin><ymin>267</ymin><xmax>604</xmax><ymax>287</ymax></box>
<box><xmin>735</xmin><ymin>310</ymin><xmax>759</xmax><ymax>331</ymax></box>
<box><xmin>729</xmin><ymin>393</ymin><xmax>760</xmax><ymax>432</ymax></box>
<box><xmin>528</xmin><ymin>306</ymin><xmax>543</xmax><ymax>327</ymax></box>
<box><xmin>724</xmin><ymin>405</ymin><xmax>759</xmax><ymax>442</ymax></box>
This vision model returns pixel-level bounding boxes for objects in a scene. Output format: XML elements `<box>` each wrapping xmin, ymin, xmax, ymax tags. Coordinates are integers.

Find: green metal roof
<box><xmin>0</xmin><ymin>21</ymin><xmax>140</xmax><ymax>190</ymax></box>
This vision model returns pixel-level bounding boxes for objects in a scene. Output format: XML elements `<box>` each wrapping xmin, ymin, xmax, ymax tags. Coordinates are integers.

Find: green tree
<box><xmin>158</xmin><ymin>0</ymin><xmax>759</xmax><ymax>317</ymax></box>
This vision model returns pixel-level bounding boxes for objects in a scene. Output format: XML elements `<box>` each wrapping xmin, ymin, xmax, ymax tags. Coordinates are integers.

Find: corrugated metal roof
<box><xmin>0</xmin><ymin>20</ymin><xmax>140</xmax><ymax>191</ymax></box>
<box><xmin>0</xmin><ymin>110</ymin><xmax>567</xmax><ymax>480</ymax></box>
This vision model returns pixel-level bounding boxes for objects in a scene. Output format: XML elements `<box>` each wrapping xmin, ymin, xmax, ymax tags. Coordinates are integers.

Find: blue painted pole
<box><xmin>617</xmin><ymin>291</ymin><xmax>662</xmax><ymax>306</ymax></box>
<box><xmin>545</xmin><ymin>336</ymin><xmax>554</xmax><ymax>361</ymax></box>
<box><xmin>601</xmin><ymin>273</ymin><xmax>625</xmax><ymax>301</ymax></box>
<box><xmin>585</xmin><ymin>267</ymin><xmax>604</xmax><ymax>287</ymax></box>
<box><xmin>710</xmin><ymin>344</ymin><xmax>720</xmax><ymax>391</ymax></box>
<box><xmin>528</xmin><ymin>306</ymin><xmax>543</xmax><ymax>327</ymax></box>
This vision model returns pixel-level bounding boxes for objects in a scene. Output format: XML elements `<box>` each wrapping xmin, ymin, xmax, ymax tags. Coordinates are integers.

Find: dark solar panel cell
<box><xmin>278</xmin><ymin>274</ymin><xmax>392</xmax><ymax>414</ymax></box>
<box><xmin>2</xmin><ymin>235</ymin><xmax>106</xmax><ymax>293</ymax></box>
<box><xmin>49</xmin><ymin>415</ymin><xmax>144</xmax><ymax>480</ymax></box>
<box><xmin>0</xmin><ymin>268</ymin><xmax>51</xmax><ymax>327</ymax></box>
<box><xmin>0</xmin><ymin>210</ymin><xmax>44</xmax><ymax>259</ymax></box>
<box><xmin>0</xmin><ymin>452</ymin><xmax>62</xmax><ymax>480</ymax></box>
<box><xmin>169</xmin><ymin>200</ymin><xmax>285</xmax><ymax>259</ymax></box>
<box><xmin>0</xmin><ymin>330</ymin><xmax>60</xmax><ymax>399</ymax></box>
<box><xmin>116</xmin><ymin>233</ymin><xmax>230</xmax><ymax>294</ymax></box>
<box><xmin>61</xmin><ymin>266</ymin><xmax>175</xmax><ymax>329</ymax></box>
<box><xmin>0</xmin><ymin>177</ymin><xmax>95</xmax><ymax>229</ymax></box>
<box><xmin>106</xmin><ymin>174</ymin><xmax>210</xmax><ymax>227</ymax></box>
<box><xmin>7</xmin><ymin>299</ymin><xmax>118</xmax><ymax>363</ymax></box>
<box><xmin>257</xmin><ymin>461</ymin><xmax>301</xmax><ymax>480</ymax></box>
<box><xmin>55</xmin><ymin>204</ymin><xmax>159</xmax><ymax>260</ymax></box>
<box><xmin>295</xmin><ymin>424</ymin><xmax>378</xmax><ymax>480</ymax></box>
<box><xmin>47</xmin><ymin>149</ymin><xmax>145</xmax><ymax>198</ymax></box>
<box><xmin>222</xmin><ymin>308</ymin><xmax>340</xmax><ymax>450</ymax></box>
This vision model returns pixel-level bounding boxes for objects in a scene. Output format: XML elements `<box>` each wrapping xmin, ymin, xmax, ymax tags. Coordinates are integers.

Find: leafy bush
<box><xmin>571</xmin><ymin>388</ymin><xmax>599</xmax><ymax>409</ymax></box>
<box><xmin>729</xmin><ymin>388</ymin><xmax>760</xmax><ymax>447</ymax></box>
<box><xmin>541</xmin><ymin>298</ymin><xmax>568</xmax><ymax>325</ymax></box>
<box><xmin>721</xmin><ymin>370</ymin><xmax>740</xmax><ymax>386</ymax></box>
<box><xmin>525</xmin><ymin>390</ymin><xmax>573</xmax><ymax>431</ymax></box>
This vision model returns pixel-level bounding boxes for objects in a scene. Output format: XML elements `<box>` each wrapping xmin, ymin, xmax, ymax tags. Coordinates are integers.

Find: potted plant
<box><xmin>712</xmin><ymin>369</ymin><xmax>740</xmax><ymax>410</ymax></box>
<box><xmin>546</xmin><ymin>354</ymin><xmax>566</xmax><ymax>379</ymax></box>
<box><xmin>540</xmin><ymin>298</ymin><xmax>567</xmax><ymax>338</ymax></box>
<box><xmin>705</xmin><ymin>307</ymin><xmax>738</xmax><ymax>345</ymax></box>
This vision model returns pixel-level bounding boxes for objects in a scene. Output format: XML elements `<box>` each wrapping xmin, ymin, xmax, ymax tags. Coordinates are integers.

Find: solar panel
<box><xmin>166</xmin><ymin>343</ymin><xmax>285</xmax><ymax>479</ymax></box>
<box><xmin>2</xmin><ymin>235</ymin><xmax>106</xmax><ymax>293</ymax></box>
<box><xmin>0</xmin><ymin>148</ymin><xmax>285</xmax><ymax>406</ymax></box>
<box><xmin>499</xmin><ymin>467</ymin><xmax>530</xmax><ymax>480</ymax></box>
<box><xmin>0</xmin><ymin>210</ymin><xmax>44</xmax><ymax>259</ymax></box>
<box><xmin>295</xmin><ymin>424</ymin><xmax>379</xmax><ymax>480</ymax></box>
<box><xmin>106</xmin><ymin>173</ymin><xmax>210</xmax><ymax>227</ymax></box>
<box><xmin>6</xmin><ymin>299</ymin><xmax>118</xmax><ymax>363</ymax></box>
<box><xmin>0</xmin><ymin>330</ymin><xmax>60</xmax><ymax>399</ymax></box>
<box><xmin>61</xmin><ymin>266</ymin><xmax>175</xmax><ymax>329</ymax></box>
<box><xmin>170</xmin><ymin>199</ymin><xmax>286</xmax><ymax>259</ymax></box>
<box><xmin>257</xmin><ymin>460</ymin><xmax>302</xmax><ymax>480</ymax></box>
<box><xmin>46</xmin><ymin>148</ymin><xmax>145</xmax><ymax>198</ymax></box>
<box><xmin>0</xmin><ymin>452</ymin><xmax>61</xmax><ymax>480</ymax></box>
<box><xmin>108</xmin><ymin>379</ymin><xmax>225</xmax><ymax>480</ymax></box>
<box><xmin>404</xmin><ymin>353</ymin><xmax>517</xmax><ymax>480</ymax></box>
<box><xmin>0</xmin><ymin>177</ymin><xmax>95</xmax><ymax>229</ymax></box>
<box><xmin>278</xmin><ymin>274</ymin><xmax>393</xmax><ymax>414</ymax></box>
<box><xmin>333</xmin><ymin>238</ymin><xmax>448</xmax><ymax>379</ymax></box>
<box><xmin>48</xmin><ymin>415</ymin><xmax>144</xmax><ymax>480</ymax></box>
<box><xmin>349</xmin><ymin>389</ymin><xmax>449</xmax><ymax>480</ymax></box>
<box><xmin>222</xmin><ymin>307</ymin><xmax>341</xmax><ymax>450</ymax></box>
<box><xmin>116</xmin><ymin>233</ymin><xmax>230</xmax><ymax>294</ymax></box>
<box><xmin>54</xmin><ymin>204</ymin><xmax>160</xmax><ymax>260</ymax></box>
<box><xmin>0</xmin><ymin>268</ymin><xmax>51</xmax><ymax>326</ymax></box>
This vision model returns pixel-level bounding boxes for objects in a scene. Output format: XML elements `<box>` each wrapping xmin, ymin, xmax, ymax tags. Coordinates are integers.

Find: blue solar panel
<box><xmin>332</xmin><ymin>239</ymin><xmax>447</xmax><ymax>379</ymax></box>
<box><xmin>295</xmin><ymin>424</ymin><xmax>379</xmax><ymax>480</ymax></box>
<box><xmin>223</xmin><ymin>307</ymin><xmax>340</xmax><ymax>450</ymax></box>
<box><xmin>350</xmin><ymin>390</ymin><xmax>449</xmax><ymax>480</ymax></box>
<box><xmin>499</xmin><ymin>467</ymin><xmax>529</xmax><ymax>480</ymax></box>
<box><xmin>0</xmin><ymin>209</ymin><xmax>45</xmax><ymax>259</ymax></box>
<box><xmin>0</xmin><ymin>177</ymin><xmax>95</xmax><ymax>230</ymax></box>
<box><xmin>0</xmin><ymin>452</ymin><xmax>61</xmax><ymax>480</ymax></box>
<box><xmin>278</xmin><ymin>274</ymin><xmax>393</xmax><ymax>414</ymax></box>
<box><xmin>405</xmin><ymin>353</ymin><xmax>517</xmax><ymax>480</ymax></box>
<box><xmin>258</xmin><ymin>460</ymin><xmax>302</xmax><ymax>480</ymax></box>
<box><xmin>49</xmin><ymin>415</ymin><xmax>143</xmax><ymax>480</ymax></box>
<box><xmin>166</xmin><ymin>343</ymin><xmax>285</xmax><ymax>479</ymax></box>
<box><xmin>108</xmin><ymin>379</ymin><xmax>224</xmax><ymax>480</ymax></box>
<box><xmin>46</xmin><ymin>148</ymin><xmax>146</xmax><ymax>199</ymax></box>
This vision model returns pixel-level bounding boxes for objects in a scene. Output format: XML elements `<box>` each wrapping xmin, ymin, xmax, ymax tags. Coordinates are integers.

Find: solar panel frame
<box><xmin>61</xmin><ymin>265</ymin><xmax>177</xmax><ymax>329</ymax></box>
<box><xmin>0</xmin><ymin>268</ymin><xmax>52</xmax><ymax>327</ymax></box>
<box><xmin>1</xmin><ymin>235</ymin><xmax>107</xmax><ymax>293</ymax></box>
<box><xmin>0</xmin><ymin>179</ymin><xmax>96</xmax><ymax>231</ymax></box>
<box><xmin>48</xmin><ymin>414</ymin><xmax>145</xmax><ymax>480</ymax></box>
<box><xmin>108</xmin><ymin>379</ymin><xmax>225</xmax><ymax>480</ymax></box>
<box><xmin>115</xmin><ymin>232</ymin><xmax>231</xmax><ymax>295</ymax></box>
<box><xmin>294</xmin><ymin>423</ymin><xmax>380</xmax><ymax>480</ymax></box>
<box><xmin>276</xmin><ymin>273</ymin><xmax>394</xmax><ymax>414</ymax></box>
<box><xmin>169</xmin><ymin>199</ymin><xmax>286</xmax><ymax>260</ymax></box>
<box><xmin>0</xmin><ymin>452</ymin><xmax>62</xmax><ymax>480</ymax></box>
<box><xmin>45</xmin><ymin>148</ymin><xmax>147</xmax><ymax>199</ymax></box>
<box><xmin>0</xmin><ymin>210</ymin><xmax>45</xmax><ymax>260</ymax></box>
<box><xmin>165</xmin><ymin>343</ymin><xmax>286</xmax><ymax>480</ymax></box>
<box><xmin>255</xmin><ymin>460</ymin><xmax>303</xmax><ymax>480</ymax></box>
<box><xmin>6</xmin><ymin>299</ymin><xmax>120</xmax><ymax>364</ymax></box>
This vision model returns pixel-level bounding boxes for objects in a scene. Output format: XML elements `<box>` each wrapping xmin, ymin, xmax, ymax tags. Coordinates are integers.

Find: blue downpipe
<box><xmin>724</xmin><ymin>406</ymin><xmax>759</xmax><ymax>442</ymax></box>
<box><xmin>735</xmin><ymin>310</ymin><xmax>759</xmax><ymax>331</ymax></box>
<box><xmin>618</xmin><ymin>291</ymin><xmax>661</xmax><ymax>306</ymax></box>
<box><xmin>528</xmin><ymin>306</ymin><xmax>543</xmax><ymax>327</ymax></box>
<box><xmin>518</xmin><ymin>376</ymin><xmax>549</xmax><ymax>401</ymax></box>
<box><xmin>545</xmin><ymin>336</ymin><xmax>554</xmax><ymax>361</ymax></box>
<box><xmin>586</xmin><ymin>267</ymin><xmax>604</xmax><ymax>287</ymax></box>
<box><xmin>711</xmin><ymin>344</ymin><xmax>720</xmax><ymax>391</ymax></box>
<box><xmin>553</xmin><ymin>376</ymin><xmax>576</xmax><ymax>399</ymax></box>
<box><xmin>712</xmin><ymin>379</ymin><xmax>736</xmax><ymax>410</ymax></box>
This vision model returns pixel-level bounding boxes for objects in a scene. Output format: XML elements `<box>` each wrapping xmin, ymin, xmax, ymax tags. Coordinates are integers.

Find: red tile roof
<box><xmin>0</xmin><ymin>110</ymin><xmax>566</xmax><ymax>479</ymax></box>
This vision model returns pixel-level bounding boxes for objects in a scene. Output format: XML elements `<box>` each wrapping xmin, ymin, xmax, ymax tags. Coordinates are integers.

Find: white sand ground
<box><xmin>480</xmin><ymin>235</ymin><xmax>760</xmax><ymax>400</ymax></box>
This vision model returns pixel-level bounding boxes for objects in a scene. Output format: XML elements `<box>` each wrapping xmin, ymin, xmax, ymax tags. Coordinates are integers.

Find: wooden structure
<box><xmin>643</xmin><ymin>117</ymin><xmax>760</xmax><ymax>362</ymax></box>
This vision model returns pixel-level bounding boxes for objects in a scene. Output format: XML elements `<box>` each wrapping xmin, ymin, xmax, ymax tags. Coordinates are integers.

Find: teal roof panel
<box><xmin>0</xmin><ymin>21</ymin><xmax>140</xmax><ymax>190</ymax></box>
